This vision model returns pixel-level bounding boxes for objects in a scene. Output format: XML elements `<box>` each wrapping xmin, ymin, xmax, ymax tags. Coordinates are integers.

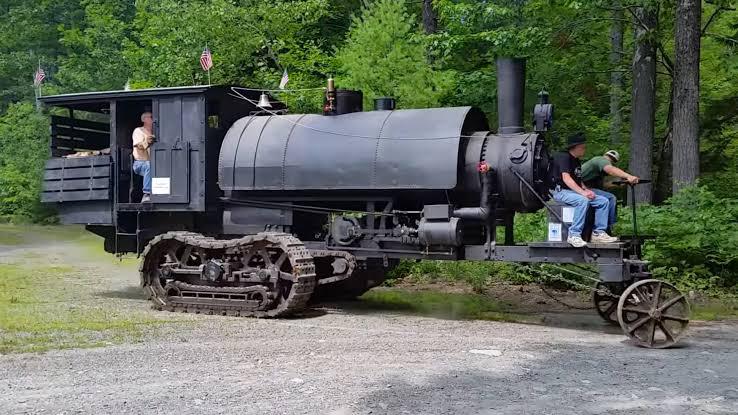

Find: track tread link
<box><xmin>310</xmin><ymin>249</ymin><xmax>358</xmax><ymax>285</ymax></box>
<box><xmin>140</xmin><ymin>231</ymin><xmax>316</xmax><ymax>318</ymax></box>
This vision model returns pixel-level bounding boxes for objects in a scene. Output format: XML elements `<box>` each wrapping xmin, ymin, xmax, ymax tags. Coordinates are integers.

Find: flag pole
<box><xmin>34</xmin><ymin>84</ymin><xmax>40</xmax><ymax>112</ymax></box>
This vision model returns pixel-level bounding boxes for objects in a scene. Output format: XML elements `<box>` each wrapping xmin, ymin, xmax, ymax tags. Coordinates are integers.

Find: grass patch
<box><xmin>691</xmin><ymin>297</ymin><xmax>738</xmax><ymax>321</ymax></box>
<box><xmin>0</xmin><ymin>224</ymin><xmax>93</xmax><ymax>247</ymax></box>
<box><xmin>387</xmin><ymin>260</ymin><xmax>738</xmax><ymax>322</ymax></box>
<box><xmin>388</xmin><ymin>260</ymin><xmax>532</xmax><ymax>293</ymax></box>
<box><xmin>0</xmin><ymin>225</ymin><xmax>27</xmax><ymax>246</ymax></box>
<box><xmin>0</xmin><ymin>224</ymin><xmax>139</xmax><ymax>266</ymax></box>
<box><xmin>358</xmin><ymin>288</ymin><xmax>537</xmax><ymax>323</ymax></box>
<box><xmin>0</xmin><ymin>263</ymin><xmax>168</xmax><ymax>354</ymax></box>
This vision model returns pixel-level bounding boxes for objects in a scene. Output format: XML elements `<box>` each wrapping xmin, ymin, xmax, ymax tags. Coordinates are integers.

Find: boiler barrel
<box><xmin>218</xmin><ymin>106</ymin><xmax>548</xmax><ymax>213</ymax></box>
<box><xmin>218</xmin><ymin>107</ymin><xmax>488</xmax><ymax>191</ymax></box>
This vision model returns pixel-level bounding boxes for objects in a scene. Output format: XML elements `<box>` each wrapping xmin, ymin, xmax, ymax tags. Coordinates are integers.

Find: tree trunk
<box><xmin>655</xmin><ymin>130</ymin><xmax>673</xmax><ymax>203</ymax></box>
<box><xmin>629</xmin><ymin>7</ymin><xmax>658</xmax><ymax>204</ymax></box>
<box><xmin>654</xmin><ymin>83</ymin><xmax>674</xmax><ymax>204</ymax></box>
<box><xmin>609</xmin><ymin>2</ymin><xmax>624</xmax><ymax>144</ymax></box>
<box><xmin>672</xmin><ymin>0</ymin><xmax>701</xmax><ymax>193</ymax></box>
<box><xmin>422</xmin><ymin>0</ymin><xmax>438</xmax><ymax>34</ymax></box>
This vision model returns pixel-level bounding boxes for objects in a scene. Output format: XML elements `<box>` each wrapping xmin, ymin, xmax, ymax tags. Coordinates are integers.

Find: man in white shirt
<box><xmin>132</xmin><ymin>112</ymin><xmax>155</xmax><ymax>202</ymax></box>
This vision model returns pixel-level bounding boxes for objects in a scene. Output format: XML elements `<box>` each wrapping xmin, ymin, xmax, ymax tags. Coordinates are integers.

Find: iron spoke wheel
<box><xmin>617</xmin><ymin>279</ymin><xmax>690</xmax><ymax>348</ymax></box>
<box><xmin>593</xmin><ymin>282</ymin><xmax>643</xmax><ymax>327</ymax></box>
<box><xmin>593</xmin><ymin>282</ymin><xmax>621</xmax><ymax>326</ymax></box>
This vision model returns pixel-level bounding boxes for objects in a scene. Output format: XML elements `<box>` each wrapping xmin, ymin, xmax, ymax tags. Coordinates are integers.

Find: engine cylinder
<box><xmin>418</xmin><ymin>217</ymin><xmax>463</xmax><ymax>247</ymax></box>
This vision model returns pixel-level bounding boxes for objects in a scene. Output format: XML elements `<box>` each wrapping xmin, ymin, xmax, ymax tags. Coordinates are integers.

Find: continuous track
<box><xmin>139</xmin><ymin>231</ymin><xmax>316</xmax><ymax>317</ymax></box>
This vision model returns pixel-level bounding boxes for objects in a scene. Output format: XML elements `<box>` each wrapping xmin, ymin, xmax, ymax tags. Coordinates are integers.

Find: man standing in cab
<box><xmin>132</xmin><ymin>111</ymin><xmax>155</xmax><ymax>202</ymax></box>
<box><xmin>581</xmin><ymin>150</ymin><xmax>640</xmax><ymax>231</ymax></box>
<box><xmin>550</xmin><ymin>133</ymin><xmax>618</xmax><ymax>248</ymax></box>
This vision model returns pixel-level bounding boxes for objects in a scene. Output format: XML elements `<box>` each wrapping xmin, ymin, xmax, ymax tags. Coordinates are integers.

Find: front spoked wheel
<box><xmin>617</xmin><ymin>279</ymin><xmax>690</xmax><ymax>348</ymax></box>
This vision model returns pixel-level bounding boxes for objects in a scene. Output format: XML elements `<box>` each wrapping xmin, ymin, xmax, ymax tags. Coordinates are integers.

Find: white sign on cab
<box><xmin>151</xmin><ymin>177</ymin><xmax>171</xmax><ymax>195</ymax></box>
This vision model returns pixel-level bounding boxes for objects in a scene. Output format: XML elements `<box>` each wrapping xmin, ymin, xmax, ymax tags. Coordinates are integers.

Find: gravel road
<box><xmin>1</xmin><ymin>228</ymin><xmax>737</xmax><ymax>414</ymax></box>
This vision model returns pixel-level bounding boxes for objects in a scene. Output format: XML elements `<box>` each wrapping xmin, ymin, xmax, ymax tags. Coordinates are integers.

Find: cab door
<box><xmin>151</xmin><ymin>141</ymin><xmax>190</xmax><ymax>203</ymax></box>
<box><xmin>150</xmin><ymin>95</ymin><xmax>203</xmax><ymax>205</ymax></box>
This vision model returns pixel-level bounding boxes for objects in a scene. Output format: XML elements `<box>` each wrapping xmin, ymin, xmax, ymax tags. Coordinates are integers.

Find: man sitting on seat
<box><xmin>581</xmin><ymin>150</ymin><xmax>639</xmax><ymax>230</ymax></box>
<box><xmin>132</xmin><ymin>112</ymin><xmax>155</xmax><ymax>203</ymax></box>
<box><xmin>550</xmin><ymin>133</ymin><xmax>618</xmax><ymax>248</ymax></box>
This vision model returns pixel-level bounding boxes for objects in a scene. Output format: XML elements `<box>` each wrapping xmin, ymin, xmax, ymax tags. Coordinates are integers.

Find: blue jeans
<box><xmin>553</xmin><ymin>189</ymin><xmax>609</xmax><ymax>237</ymax></box>
<box><xmin>592</xmin><ymin>188</ymin><xmax>617</xmax><ymax>226</ymax></box>
<box><xmin>132</xmin><ymin>160</ymin><xmax>151</xmax><ymax>194</ymax></box>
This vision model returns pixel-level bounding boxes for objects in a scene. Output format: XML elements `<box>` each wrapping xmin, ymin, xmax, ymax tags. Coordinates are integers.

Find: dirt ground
<box><xmin>1</xmin><ymin>226</ymin><xmax>737</xmax><ymax>414</ymax></box>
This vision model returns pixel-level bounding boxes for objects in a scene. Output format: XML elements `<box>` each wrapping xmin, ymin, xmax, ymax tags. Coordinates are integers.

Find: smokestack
<box><xmin>496</xmin><ymin>58</ymin><xmax>526</xmax><ymax>134</ymax></box>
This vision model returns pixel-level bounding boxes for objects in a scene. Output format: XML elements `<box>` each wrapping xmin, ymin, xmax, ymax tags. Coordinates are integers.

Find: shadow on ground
<box><xmin>314</xmin><ymin>287</ymin><xmax>628</xmax><ymax>336</ymax></box>
<box><xmin>98</xmin><ymin>284</ymin><xmax>330</xmax><ymax>319</ymax></box>
<box><xmin>97</xmin><ymin>285</ymin><xmax>148</xmax><ymax>301</ymax></box>
<box><xmin>331</xmin><ymin>339</ymin><xmax>738</xmax><ymax>415</ymax></box>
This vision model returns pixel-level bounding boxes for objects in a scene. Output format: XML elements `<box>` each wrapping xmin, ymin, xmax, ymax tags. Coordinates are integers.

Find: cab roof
<box><xmin>39</xmin><ymin>85</ymin><xmax>243</xmax><ymax>113</ymax></box>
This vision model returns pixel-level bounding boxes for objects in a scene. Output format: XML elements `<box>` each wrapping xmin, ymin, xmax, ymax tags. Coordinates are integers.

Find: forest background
<box><xmin>1</xmin><ymin>0</ymin><xmax>737</xmax><ymax>292</ymax></box>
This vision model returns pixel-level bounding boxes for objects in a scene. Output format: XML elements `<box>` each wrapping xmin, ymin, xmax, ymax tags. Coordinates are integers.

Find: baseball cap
<box><xmin>605</xmin><ymin>150</ymin><xmax>620</xmax><ymax>162</ymax></box>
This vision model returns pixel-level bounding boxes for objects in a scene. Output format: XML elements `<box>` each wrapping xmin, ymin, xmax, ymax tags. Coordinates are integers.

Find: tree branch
<box><xmin>706</xmin><ymin>31</ymin><xmax>738</xmax><ymax>45</ymax></box>
<box><xmin>702</xmin><ymin>5</ymin><xmax>735</xmax><ymax>36</ymax></box>
<box><xmin>624</xmin><ymin>5</ymin><xmax>651</xmax><ymax>32</ymax></box>
<box><xmin>596</xmin><ymin>5</ymin><xmax>626</xmax><ymax>12</ymax></box>
<box><xmin>657</xmin><ymin>43</ymin><xmax>674</xmax><ymax>75</ymax></box>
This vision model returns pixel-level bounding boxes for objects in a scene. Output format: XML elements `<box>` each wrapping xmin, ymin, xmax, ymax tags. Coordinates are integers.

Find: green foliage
<box><xmin>0</xmin><ymin>103</ymin><xmax>54</xmax><ymax>222</ymax></box>
<box><xmin>513</xmin><ymin>210</ymin><xmax>547</xmax><ymax>243</ymax></box>
<box><xmin>388</xmin><ymin>260</ymin><xmax>530</xmax><ymax>293</ymax></box>
<box><xmin>0</xmin><ymin>0</ymin><xmax>84</xmax><ymax>110</ymax></box>
<box><xmin>123</xmin><ymin>0</ymin><xmax>347</xmax><ymax>113</ymax></box>
<box><xmin>56</xmin><ymin>0</ymin><xmax>135</xmax><ymax>92</ymax></box>
<box><xmin>622</xmin><ymin>186</ymin><xmax>738</xmax><ymax>292</ymax></box>
<box><xmin>335</xmin><ymin>0</ymin><xmax>453</xmax><ymax>109</ymax></box>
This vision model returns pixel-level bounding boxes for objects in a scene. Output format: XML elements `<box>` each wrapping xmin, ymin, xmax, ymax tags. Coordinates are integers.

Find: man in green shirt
<box><xmin>581</xmin><ymin>150</ymin><xmax>639</xmax><ymax>229</ymax></box>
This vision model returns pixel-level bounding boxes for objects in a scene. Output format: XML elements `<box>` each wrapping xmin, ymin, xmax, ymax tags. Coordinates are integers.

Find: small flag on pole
<box><xmin>279</xmin><ymin>69</ymin><xmax>289</xmax><ymax>90</ymax></box>
<box><xmin>33</xmin><ymin>67</ymin><xmax>45</xmax><ymax>87</ymax></box>
<box><xmin>200</xmin><ymin>47</ymin><xmax>213</xmax><ymax>72</ymax></box>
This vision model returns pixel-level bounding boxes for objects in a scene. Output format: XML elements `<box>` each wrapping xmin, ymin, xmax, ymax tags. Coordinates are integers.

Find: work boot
<box><xmin>591</xmin><ymin>232</ymin><xmax>618</xmax><ymax>244</ymax></box>
<box><xmin>141</xmin><ymin>193</ymin><xmax>151</xmax><ymax>203</ymax></box>
<box><xmin>567</xmin><ymin>235</ymin><xmax>587</xmax><ymax>248</ymax></box>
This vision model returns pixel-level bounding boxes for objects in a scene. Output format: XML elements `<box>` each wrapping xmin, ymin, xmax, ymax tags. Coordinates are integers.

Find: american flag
<box><xmin>200</xmin><ymin>47</ymin><xmax>213</xmax><ymax>72</ymax></box>
<box><xmin>278</xmin><ymin>69</ymin><xmax>289</xmax><ymax>90</ymax></box>
<box><xmin>33</xmin><ymin>67</ymin><xmax>45</xmax><ymax>87</ymax></box>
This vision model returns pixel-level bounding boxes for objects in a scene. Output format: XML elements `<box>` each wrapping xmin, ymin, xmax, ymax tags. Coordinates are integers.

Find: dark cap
<box><xmin>567</xmin><ymin>132</ymin><xmax>586</xmax><ymax>148</ymax></box>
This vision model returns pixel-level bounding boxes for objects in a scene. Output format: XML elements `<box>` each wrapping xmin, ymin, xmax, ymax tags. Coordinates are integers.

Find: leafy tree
<box><xmin>56</xmin><ymin>0</ymin><xmax>135</xmax><ymax>92</ymax></box>
<box><xmin>123</xmin><ymin>0</ymin><xmax>345</xmax><ymax>112</ymax></box>
<box><xmin>0</xmin><ymin>0</ymin><xmax>84</xmax><ymax>110</ymax></box>
<box><xmin>0</xmin><ymin>103</ymin><xmax>52</xmax><ymax>221</ymax></box>
<box><xmin>636</xmin><ymin>186</ymin><xmax>738</xmax><ymax>291</ymax></box>
<box><xmin>335</xmin><ymin>0</ymin><xmax>453</xmax><ymax>109</ymax></box>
